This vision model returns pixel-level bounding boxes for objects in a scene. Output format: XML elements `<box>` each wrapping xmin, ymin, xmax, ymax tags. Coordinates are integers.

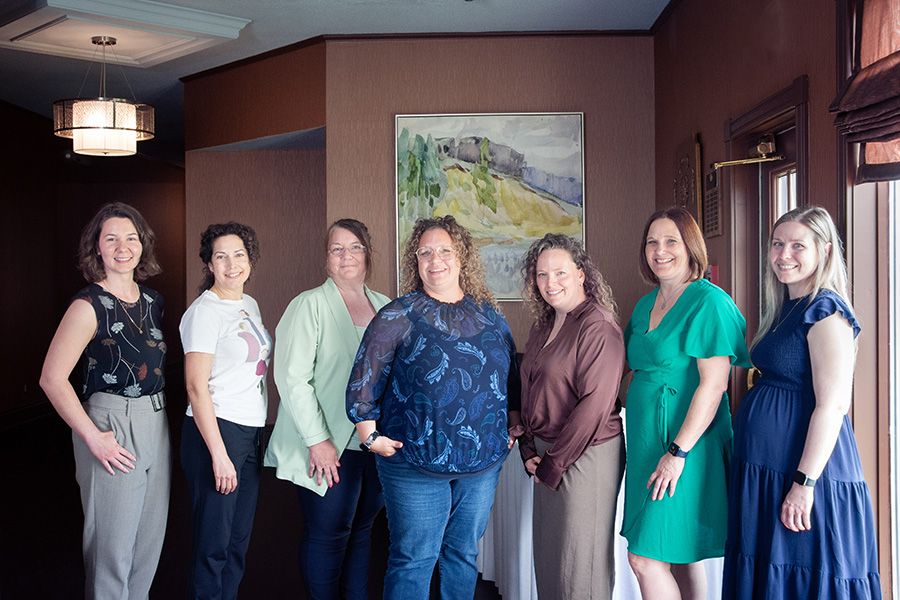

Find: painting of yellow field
<box><xmin>396</xmin><ymin>113</ymin><xmax>584</xmax><ymax>300</ymax></box>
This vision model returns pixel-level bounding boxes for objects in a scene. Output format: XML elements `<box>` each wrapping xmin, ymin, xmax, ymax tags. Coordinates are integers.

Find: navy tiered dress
<box><xmin>723</xmin><ymin>290</ymin><xmax>882</xmax><ymax>599</ymax></box>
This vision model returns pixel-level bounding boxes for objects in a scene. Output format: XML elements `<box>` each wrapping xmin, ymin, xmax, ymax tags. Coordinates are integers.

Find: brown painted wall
<box><xmin>184</xmin><ymin>148</ymin><xmax>327</xmax><ymax>420</ymax></box>
<box><xmin>183</xmin><ymin>42</ymin><xmax>327</xmax><ymax>151</ymax></box>
<box><xmin>325</xmin><ymin>36</ymin><xmax>657</xmax><ymax>345</ymax></box>
<box><xmin>654</xmin><ymin>0</ymin><xmax>838</xmax><ymax>294</ymax></box>
<box><xmin>655</xmin><ymin>0</ymin><xmax>888</xmax><ymax>588</ymax></box>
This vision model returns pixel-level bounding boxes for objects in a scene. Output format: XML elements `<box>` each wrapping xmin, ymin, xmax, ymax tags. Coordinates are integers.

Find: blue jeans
<box><xmin>296</xmin><ymin>448</ymin><xmax>383</xmax><ymax>600</ymax></box>
<box><xmin>375</xmin><ymin>455</ymin><xmax>503</xmax><ymax>600</ymax></box>
<box><xmin>181</xmin><ymin>416</ymin><xmax>262</xmax><ymax>600</ymax></box>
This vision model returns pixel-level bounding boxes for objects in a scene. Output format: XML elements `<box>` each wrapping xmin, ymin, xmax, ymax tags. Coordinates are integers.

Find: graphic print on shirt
<box><xmin>238</xmin><ymin>308</ymin><xmax>271</xmax><ymax>377</ymax></box>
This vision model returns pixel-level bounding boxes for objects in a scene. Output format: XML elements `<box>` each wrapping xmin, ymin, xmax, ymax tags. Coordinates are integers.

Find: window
<box><xmin>891</xmin><ymin>179</ymin><xmax>900</xmax><ymax>599</ymax></box>
<box><xmin>773</xmin><ymin>167</ymin><xmax>797</xmax><ymax>219</ymax></box>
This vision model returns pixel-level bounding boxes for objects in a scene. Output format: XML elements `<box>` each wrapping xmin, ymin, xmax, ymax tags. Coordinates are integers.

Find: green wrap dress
<box><xmin>621</xmin><ymin>278</ymin><xmax>749</xmax><ymax>563</ymax></box>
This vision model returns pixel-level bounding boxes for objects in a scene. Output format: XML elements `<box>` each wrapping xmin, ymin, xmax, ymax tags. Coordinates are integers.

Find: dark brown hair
<box><xmin>78</xmin><ymin>202</ymin><xmax>161</xmax><ymax>283</ymax></box>
<box><xmin>521</xmin><ymin>233</ymin><xmax>618</xmax><ymax>327</ymax></box>
<box><xmin>638</xmin><ymin>207</ymin><xmax>708</xmax><ymax>285</ymax></box>
<box><xmin>326</xmin><ymin>218</ymin><xmax>374</xmax><ymax>281</ymax></box>
<box><xmin>197</xmin><ymin>222</ymin><xmax>260</xmax><ymax>293</ymax></box>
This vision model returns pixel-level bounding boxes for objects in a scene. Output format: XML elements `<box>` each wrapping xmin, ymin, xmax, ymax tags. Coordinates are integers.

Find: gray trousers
<box><xmin>532</xmin><ymin>434</ymin><xmax>625</xmax><ymax>600</ymax></box>
<box><xmin>73</xmin><ymin>391</ymin><xmax>172</xmax><ymax>600</ymax></box>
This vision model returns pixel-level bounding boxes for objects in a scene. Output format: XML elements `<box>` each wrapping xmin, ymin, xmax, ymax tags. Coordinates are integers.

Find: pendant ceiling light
<box><xmin>52</xmin><ymin>36</ymin><xmax>154</xmax><ymax>157</ymax></box>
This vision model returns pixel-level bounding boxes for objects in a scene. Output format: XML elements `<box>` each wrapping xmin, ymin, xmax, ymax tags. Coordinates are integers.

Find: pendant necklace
<box><xmin>658</xmin><ymin>281</ymin><xmax>688</xmax><ymax>310</ymax></box>
<box><xmin>772</xmin><ymin>299</ymin><xmax>801</xmax><ymax>332</ymax></box>
<box><xmin>116</xmin><ymin>290</ymin><xmax>145</xmax><ymax>335</ymax></box>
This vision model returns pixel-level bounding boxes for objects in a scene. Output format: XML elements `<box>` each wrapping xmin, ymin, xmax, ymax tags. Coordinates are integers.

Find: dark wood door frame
<box><xmin>723</xmin><ymin>75</ymin><xmax>810</xmax><ymax>410</ymax></box>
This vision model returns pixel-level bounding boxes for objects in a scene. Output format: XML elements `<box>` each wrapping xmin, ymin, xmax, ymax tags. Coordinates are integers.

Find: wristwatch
<box><xmin>667</xmin><ymin>442</ymin><xmax>688</xmax><ymax>458</ymax></box>
<box><xmin>793</xmin><ymin>470</ymin><xmax>817</xmax><ymax>487</ymax></box>
<box><xmin>359</xmin><ymin>431</ymin><xmax>381</xmax><ymax>452</ymax></box>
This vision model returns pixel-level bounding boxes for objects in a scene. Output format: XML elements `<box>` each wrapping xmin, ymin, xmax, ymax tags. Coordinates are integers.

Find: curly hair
<box><xmin>399</xmin><ymin>215</ymin><xmax>497</xmax><ymax>308</ymax></box>
<box><xmin>638</xmin><ymin>207</ymin><xmax>708</xmax><ymax>285</ymax></box>
<box><xmin>520</xmin><ymin>233</ymin><xmax>619</xmax><ymax>327</ymax></box>
<box><xmin>326</xmin><ymin>218</ymin><xmax>374</xmax><ymax>282</ymax></box>
<box><xmin>78</xmin><ymin>202</ymin><xmax>162</xmax><ymax>283</ymax></box>
<box><xmin>196</xmin><ymin>222</ymin><xmax>260</xmax><ymax>294</ymax></box>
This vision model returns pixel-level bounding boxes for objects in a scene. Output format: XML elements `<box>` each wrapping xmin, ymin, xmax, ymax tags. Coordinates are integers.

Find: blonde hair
<box><xmin>753</xmin><ymin>206</ymin><xmax>854</xmax><ymax>349</ymax></box>
<box><xmin>399</xmin><ymin>215</ymin><xmax>497</xmax><ymax>308</ymax></box>
<box><xmin>520</xmin><ymin>233</ymin><xmax>618</xmax><ymax>327</ymax></box>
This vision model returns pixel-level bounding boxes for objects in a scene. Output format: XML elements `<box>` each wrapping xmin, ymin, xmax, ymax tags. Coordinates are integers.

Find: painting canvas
<box><xmin>396</xmin><ymin>113</ymin><xmax>585</xmax><ymax>300</ymax></box>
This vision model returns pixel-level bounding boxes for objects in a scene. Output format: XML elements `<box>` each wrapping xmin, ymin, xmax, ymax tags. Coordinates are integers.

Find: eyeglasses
<box><xmin>415</xmin><ymin>246</ymin><xmax>454</xmax><ymax>261</ymax></box>
<box><xmin>328</xmin><ymin>244</ymin><xmax>366</xmax><ymax>257</ymax></box>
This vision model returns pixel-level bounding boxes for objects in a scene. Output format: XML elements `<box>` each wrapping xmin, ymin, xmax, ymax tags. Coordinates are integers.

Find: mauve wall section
<box><xmin>185</xmin><ymin>148</ymin><xmax>327</xmax><ymax>420</ymax></box>
<box><xmin>653</xmin><ymin>0</ymin><xmax>838</xmax><ymax>295</ymax></box>
<box><xmin>324</xmin><ymin>35</ymin><xmax>656</xmax><ymax>344</ymax></box>
<box><xmin>183</xmin><ymin>41</ymin><xmax>327</xmax><ymax>151</ymax></box>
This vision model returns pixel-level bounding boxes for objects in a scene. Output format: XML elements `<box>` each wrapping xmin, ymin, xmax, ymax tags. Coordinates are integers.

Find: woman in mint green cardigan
<box><xmin>265</xmin><ymin>219</ymin><xmax>390</xmax><ymax>600</ymax></box>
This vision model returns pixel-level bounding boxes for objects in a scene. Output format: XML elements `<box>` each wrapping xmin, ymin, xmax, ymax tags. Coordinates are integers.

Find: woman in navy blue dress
<box><xmin>723</xmin><ymin>206</ymin><xmax>881</xmax><ymax>599</ymax></box>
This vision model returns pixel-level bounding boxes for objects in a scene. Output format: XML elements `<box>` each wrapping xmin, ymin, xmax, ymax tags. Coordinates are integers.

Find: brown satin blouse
<box><xmin>519</xmin><ymin>300</ymin><xmax>625</xmax><ymax>490</ymax></box>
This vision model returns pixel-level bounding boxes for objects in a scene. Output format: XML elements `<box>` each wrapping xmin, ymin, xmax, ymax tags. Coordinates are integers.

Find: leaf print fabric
<box><xmin>346</xmin><ymin>290</ymin><xmax>521</xmax><ymax>474</ymax></box>
<box><xmin>74</xmin><ymin>283</ymin><xmax>166</xmax><ymax>399</ymax></box>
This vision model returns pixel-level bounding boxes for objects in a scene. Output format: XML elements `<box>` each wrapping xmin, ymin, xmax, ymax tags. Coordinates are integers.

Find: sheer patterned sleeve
<box><xmin>346</xmin><ymin>300</ymin><xmax>411</xmax><ymax>423</ymax></box>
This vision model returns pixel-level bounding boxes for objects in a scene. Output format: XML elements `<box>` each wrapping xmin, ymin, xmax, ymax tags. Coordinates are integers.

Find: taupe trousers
<box><xmin>532</xmin><ymin>434</ymin><xmax>625</xmax><ymax>600</ymax></box>
<box><xmin>73</xmin><ymin>391</ymin><xmax>172</xmax><ymax>600</ymax></box>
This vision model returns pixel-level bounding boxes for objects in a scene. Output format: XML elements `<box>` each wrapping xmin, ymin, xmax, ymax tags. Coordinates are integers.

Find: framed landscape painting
<box><xmin>396</xmin><ymin>112</ymin><xmax>585</xmax><ymax>300</ymax></box>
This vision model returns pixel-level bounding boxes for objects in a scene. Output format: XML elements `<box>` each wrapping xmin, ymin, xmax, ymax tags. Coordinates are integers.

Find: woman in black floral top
<box><xmin>40</xmin><ymin>202</ymin><xmax>171</xmax><ymax>600</ymax></box>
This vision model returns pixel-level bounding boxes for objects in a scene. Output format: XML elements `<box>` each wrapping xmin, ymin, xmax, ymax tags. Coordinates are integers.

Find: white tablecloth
<box><xmin>477</xmin><ymin>444</ymin><xmax>723</xmax><ymax>600</ymax></box>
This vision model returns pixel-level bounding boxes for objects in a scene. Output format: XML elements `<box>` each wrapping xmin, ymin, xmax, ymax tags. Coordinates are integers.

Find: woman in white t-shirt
<box><xmin>180</xmin><ymin>222</ymin><xmax>271</xmax><ymax>600</ymax></box>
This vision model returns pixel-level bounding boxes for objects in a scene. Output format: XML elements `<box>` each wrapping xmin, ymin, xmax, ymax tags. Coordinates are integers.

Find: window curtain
<box><xmin>830</xmin><ymin>0</ymin><xmax>900</xmax><ymax>182</ymax></box>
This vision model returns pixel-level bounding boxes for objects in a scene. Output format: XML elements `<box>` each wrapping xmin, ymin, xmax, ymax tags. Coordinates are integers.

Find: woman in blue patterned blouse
<box><xmin>346</xmin><ymin>215</ymin><xmax>520</xmax><ymax>600</ymax></box>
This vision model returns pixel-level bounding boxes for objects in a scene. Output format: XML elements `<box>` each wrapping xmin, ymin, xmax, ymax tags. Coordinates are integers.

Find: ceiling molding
<box><xmin>0</xmin><ymin>0</ymin><xmax>250</xmax><ymax>67</ymax></box>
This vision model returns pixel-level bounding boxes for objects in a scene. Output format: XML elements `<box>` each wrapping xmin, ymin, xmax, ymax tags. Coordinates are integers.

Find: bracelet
<box><xmin>667</xmin><ymin>442</ymin><xmax>688</xmax><ymax>458</ymax></box>
<box><xmin>359</xmin><ymin>431</ymin><xmax>381</xmax><ymax>452</ymax></box>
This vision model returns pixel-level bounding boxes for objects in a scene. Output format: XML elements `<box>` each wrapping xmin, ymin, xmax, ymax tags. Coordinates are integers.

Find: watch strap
<box><xmin>667</xmin><ymin>442</ymin><xmax>688</xmax><ymax>458</ymax></box>
<box><xmin>793</xmin><ymin>470</ymin><xmax>817</xmax><ymax>487</ymax></box>
<box><xmin>359</xmin><ymin>431</ymin><xmax>381</xmax><ymax>452</ymax></box>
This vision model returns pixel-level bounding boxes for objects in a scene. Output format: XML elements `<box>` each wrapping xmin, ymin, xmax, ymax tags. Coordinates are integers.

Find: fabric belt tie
<box><xmin>657</xmin><ymin>383</ymin><xmax>677</xmax><ymax>450</ymax></box>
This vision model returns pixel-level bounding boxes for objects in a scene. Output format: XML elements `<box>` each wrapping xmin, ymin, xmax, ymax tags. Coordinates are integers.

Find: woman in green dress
<box><xmin>621</xmin><ymin>207</ymin><xmax>749</xmax><ymax>599</ymax></box>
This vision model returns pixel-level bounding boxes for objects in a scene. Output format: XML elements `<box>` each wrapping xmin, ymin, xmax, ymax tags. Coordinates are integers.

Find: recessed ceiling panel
<box><xmin>0</xmin><ymin>0</ymin><xmax>250</xmax><ymax>67</ymax></box>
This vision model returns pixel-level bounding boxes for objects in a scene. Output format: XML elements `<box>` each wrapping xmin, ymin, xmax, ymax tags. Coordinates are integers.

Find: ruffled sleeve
<box><xmin>802</xmin><ymin>290</ymin><xmax>861</xmax><ymax>338</ymax></box>
<box><xmin>683</xmin><ymin>281</ymin><xmax>751</xmax><ymax>368</ymax></box>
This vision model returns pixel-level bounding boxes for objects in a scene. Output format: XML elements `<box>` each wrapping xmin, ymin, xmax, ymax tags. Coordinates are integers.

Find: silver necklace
<box><xmin>658</xmin><ymin>282</ymin><xmax>688</xmax><ymax>310</ymax></box>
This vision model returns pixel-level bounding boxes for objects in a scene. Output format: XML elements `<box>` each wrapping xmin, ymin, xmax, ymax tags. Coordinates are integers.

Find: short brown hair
<box><xmin>399</xmin><ymin>215</ymin><xmax>496</xmax><ymax>307</ymax></box>
<box><xmin>638</xmin><ymin>207</ymin><xmax>707</xmax><ymax>285</ymax></box>
<box><xmin>326</xmin><ymin>218</ymin><xmax>374</xmax><ymax>281</ymax></box>
<box><xmin>78</xmin><ymin>203</ymin><xmax>161</xmax><ymax>283</ymax></box>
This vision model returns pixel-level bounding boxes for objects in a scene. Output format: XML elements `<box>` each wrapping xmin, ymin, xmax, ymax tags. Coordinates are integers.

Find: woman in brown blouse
<box><xmin>512</xmin><ymin>233</ymin><xmax>626</xmax><ymax>600</ymax></box>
